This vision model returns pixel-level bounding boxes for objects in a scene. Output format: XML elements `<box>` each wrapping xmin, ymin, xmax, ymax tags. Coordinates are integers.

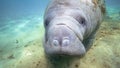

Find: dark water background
<box><xmin>0</xmin><ymin>0</ymin><xmax>49</xmax><ymax>19</ymax></box>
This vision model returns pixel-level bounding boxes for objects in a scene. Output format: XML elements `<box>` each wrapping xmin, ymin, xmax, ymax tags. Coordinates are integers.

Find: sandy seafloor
<box><xmin>0</xmin><ymin>8</ymin><xmax>120</xmax><ymax>68</ymax></box>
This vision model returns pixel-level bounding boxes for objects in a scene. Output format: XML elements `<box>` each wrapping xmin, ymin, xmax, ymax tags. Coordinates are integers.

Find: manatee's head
<box><xmin>44</xmin><ymin>13</ymin><xmax>90</xmax><ymax>56</ymax></box>
<box><xmin>43</xmin><ymin>2</ymin><xmax>95</xmax><ymax>56</ymax></box>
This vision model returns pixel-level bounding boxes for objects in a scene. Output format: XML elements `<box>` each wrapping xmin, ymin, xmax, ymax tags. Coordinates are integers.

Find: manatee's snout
<box><xmin>44</xmin><ymin>17</ymin><xmax>86</xmax><ymax>56</ymax></box>
<box><xmin>51</xmin><ymin>25</ymin><xmax>74</xmax><ymax>47</ymax></box>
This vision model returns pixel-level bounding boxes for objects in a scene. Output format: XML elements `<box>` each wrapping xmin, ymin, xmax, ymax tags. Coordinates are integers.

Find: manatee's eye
<box><xmin>44</xmin><ymin>19</ymin><xmax>49</xmax><ymax>27</ymax></box>
<box><xmin>76</xmin><ymin>16</ymin><xmax>86</xmax><ymax>26</ymax></box>
<box><xmin>80</xmin><ymin>17</ymin><xmax>86</xmax><ymax>26</ymax></box>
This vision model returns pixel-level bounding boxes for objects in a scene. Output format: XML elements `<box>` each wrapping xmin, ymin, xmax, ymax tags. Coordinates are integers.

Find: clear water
<box><xmin>0</xmin><ymin>0</ymin><xmax>120</xmax><ymax>68</ymax></box>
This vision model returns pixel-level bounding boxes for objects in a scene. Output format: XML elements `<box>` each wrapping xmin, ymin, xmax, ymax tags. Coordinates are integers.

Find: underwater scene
<box><xmin>0</xmin><ymin>0</ymin><xmax>120</xmax><ymax>68</ymax></box>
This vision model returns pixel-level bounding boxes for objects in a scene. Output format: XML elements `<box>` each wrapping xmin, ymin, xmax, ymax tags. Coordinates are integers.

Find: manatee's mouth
<box><xmin>44</xmin><ymin>17</ymin><xmax>86</xmax><ymax>56</ymax></box>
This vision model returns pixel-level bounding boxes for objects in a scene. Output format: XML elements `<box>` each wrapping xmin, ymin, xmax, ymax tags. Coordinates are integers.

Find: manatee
<box><xmin>43</xmin><ymin>0</ymin><xmax>105</xmax><ymax>56</ymax></box>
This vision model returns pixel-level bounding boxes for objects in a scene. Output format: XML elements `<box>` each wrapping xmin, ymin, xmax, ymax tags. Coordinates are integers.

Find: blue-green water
<box><xmin>0</xmin><ymin>0</ymin><xmax>50</xmax><ymax>52</ymax></box>
<box><xmin>0</xmin><ymin>0</ymin><xmax>120</xmax><ymax>68</ymax></box>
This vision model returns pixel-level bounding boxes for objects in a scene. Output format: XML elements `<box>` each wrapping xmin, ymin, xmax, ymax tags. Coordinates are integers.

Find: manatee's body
<box><xmin>44</xmin><ymin>0</ymin><xmax>105</xmax><ymax>56</ymax></box>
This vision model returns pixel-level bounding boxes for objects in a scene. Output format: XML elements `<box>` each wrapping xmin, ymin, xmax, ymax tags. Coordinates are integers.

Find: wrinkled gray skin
<box><xmin>44</xmin><ymin>0</ymin><xmax>104</xmax><ymax>56</ymax></box>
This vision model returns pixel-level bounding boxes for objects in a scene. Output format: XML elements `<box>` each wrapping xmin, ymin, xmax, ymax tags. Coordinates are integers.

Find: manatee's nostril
<box><xmin>52</xmin><ymin>40</ymin><xmax>59</xmax><ymax>46</ymax></box>
<box><xmin>62</xmin><ymin>39</ymin><xmax>70</xmax><ymax>46</ymax></box>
